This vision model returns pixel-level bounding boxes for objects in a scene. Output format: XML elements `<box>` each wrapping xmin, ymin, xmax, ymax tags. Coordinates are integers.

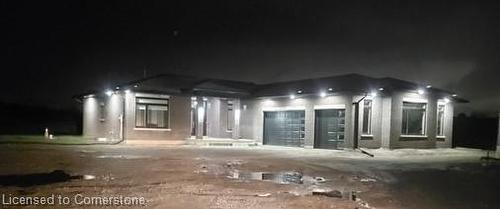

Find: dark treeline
<box><xmin>0</xmin><ymin>101</ymin><xmax>81</xmax><ymax>135</ymax></box>
<box><xmin>453</xmin><ymin>114</ymin><xmax>498</xmax><ymax>150</ymax></box>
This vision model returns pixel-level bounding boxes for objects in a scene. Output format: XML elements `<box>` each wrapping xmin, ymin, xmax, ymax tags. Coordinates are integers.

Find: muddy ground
<box><xmin>0</xmin><ymin>144</ymin><xmax>498</xmax><ymax>209</ymax></box>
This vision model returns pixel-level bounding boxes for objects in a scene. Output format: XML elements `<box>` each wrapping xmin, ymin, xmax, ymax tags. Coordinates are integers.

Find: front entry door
<box><xmin>314</xmin><ymin>109</ymin><xmax>345</xmax><ymax>149</ymax></box>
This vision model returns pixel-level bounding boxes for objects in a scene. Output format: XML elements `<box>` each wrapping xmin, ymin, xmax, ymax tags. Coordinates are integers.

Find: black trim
<box><xmin>135</xmin><ymin>97</ymin><xmax>169</xmax><ymax>129</ymax></box>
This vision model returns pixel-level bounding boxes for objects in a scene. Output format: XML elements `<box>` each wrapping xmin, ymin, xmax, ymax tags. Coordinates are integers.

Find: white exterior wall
<box><xmin>239</xmin><ymin>90</ymin><xmax>455</xmax><ymax>149</ymax></box>
<box><xmin>240</xmin><ymin>94</ymin><xmax>354</xmax><ymax>149</ymax></box>
<box><xmin>82</xmin><ymin>92</ymin><xmax>191</xmax><ymax>141</ymax></box>
<box><xmin>123</xmin><ymin>92</ymin><xmax>191</xmax><ymax>141</ymax></box>
<box><xmin>204</xmin><ymin>97</ymin><xmax>240</xmax><ymax>139</ymax></box>
<box><xmin>82</xmin><ymin>89</ymin><xmax>456</xmax><ymax>148</ymax></box>
<box><xmin>82</xmin><ymin>94</ymin><xmax>123</xmax><ymax>140</ymax></box>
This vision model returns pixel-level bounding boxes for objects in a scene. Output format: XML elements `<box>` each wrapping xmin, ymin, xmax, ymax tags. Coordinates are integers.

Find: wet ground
<box><xmin>0</xmin><ymin>144</ymin><xmax>498</xmax><ymax>208</ymax></box>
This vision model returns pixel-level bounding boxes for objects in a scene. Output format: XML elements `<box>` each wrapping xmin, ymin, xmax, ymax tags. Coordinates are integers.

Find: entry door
<box><xmin>263</xmin><ymin>111</ymin><xmax>305</xmax><ymax>147</ymax></box>
<box><xmin>314</xmin><ymin>109</ymin><xmax>345</xmax><ymax>149</ymax></box>
<box><xmin>190</xmin><ymin>100</ymin><xmax>208</xmax><ymax>136</ymax></box>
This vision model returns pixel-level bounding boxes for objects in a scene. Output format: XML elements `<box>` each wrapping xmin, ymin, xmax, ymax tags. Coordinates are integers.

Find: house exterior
<box><xmin>76</xmin><ymin>73</ymin><xmax>467</xmax><ymax>149</ymax></box>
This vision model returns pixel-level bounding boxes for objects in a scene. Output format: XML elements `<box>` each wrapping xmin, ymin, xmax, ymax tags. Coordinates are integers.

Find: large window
<box><xmin>437</xmin><ymin>104</ymin><xmax>445</xmax><ymax>136</ymax></box>
<box><xmin>226</xmin><ymin>101</ymin><xmax>234</xmax><ymax>131</ymax></box>
<box><xmin>401</xmin><ymin>102</ymin><xmax>427</xmax><ymax>135</ymax></box>
<box><xmin>135</xmin><ymin>97</ymin><xmax>169</xmax><ymax>129</ymax></box>
<box><xmin>362</xmin><ymin>99</ymin><xmax>372</xmax><ymax>135</ymax></box>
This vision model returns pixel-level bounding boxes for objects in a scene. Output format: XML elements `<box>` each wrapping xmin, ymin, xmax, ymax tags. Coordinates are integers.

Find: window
<box><xmin>99</xmin><ymin>102</ymin><xmax>106</xmax><ymax>121</ymax></box>
<box><xmin>362</xmin><ymin>99</ymin><xmax>372</xmax><ymax>135</ymax></box>
<box><xmin>401</xmin><ymin>102</ymin><xmax>427</xmax><ymax>135</ymax></box>
<box><xmin>437</xmin><ymin>104</ymin><xmax>445</xmax><ymax>136</ymax></box>
<box><xmin>226</xmin><ymin>101</ymin><xmax>234</xmax><ymax>131</ymax></box>
<box><xmin>135</xmin><ymin>97</ymin><xmax>169</xmax><ymax>128</ymax></box>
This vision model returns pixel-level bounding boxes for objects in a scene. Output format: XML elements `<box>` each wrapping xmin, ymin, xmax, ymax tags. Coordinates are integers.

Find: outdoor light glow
<box><xmin>133</xmin><ymin>84</ymin><xmax>139</xmax><ymax>88</ymax></box>
<box><xmin>115</xmin><ymin>86</ymin><xmax>120</xmax><ymax>90</ymax></box>
<box><xmin>105</xmin><ymin>90</ymin><xmax>113</xmax><ymax>96</ymax></box>
<box><xmin>370</xmin><ymin>91</ymin><xmax>377</xmax><ymax>97</ymax></box>
<box><xmin>328</xmin><ymin>88</ymin><xmax>333</xmax><ymax>91</ymax></box>
<box><xmin>263</xmin><ymin>99</ymin><xmax>274</xmax><ymax>105</ymax></box>
<box><xmin>235</xmin><ymin>109</ymin><xmax>241</xmax><ymax>123</ymax></box>
<box><xmin>290</xmin><ymin>94</ymin><xmax>296</xmax><ymax>99</ymax></box>
<box><xmin>191</xmin><ymin>96</ymin><xmax>197</xmax><ymax>101</ymax></box>
<box><xmin>452</xmin><ymin>94</ymin><xmax>457</xmax><ymax>97</ymax></box>
<box><xmin>197</xmin><ymin>107</ymin><xmax>205</xmax><ymax>123</ymax></box>
<box><xmin>319</xmin><ymin>91</ymin><xmax>327</xmax><ymax>97</ymax></box>
<box><xmin>203</xmin><ymin>97</ymin><xmax>208</xmax><ymax>101</ymax></box>
<box><xmin>124</xmin><ymin>89</ymin><xmax>131</xmax><ymax>94</ymax></box>
<box><xmin>378</xmin><ymin>87</ymin><xmax>384</xmax><ymax>91</ymax></box>
<box><xmin>297</xmin><ymin>90</ymin><xmax>303</xmax><ymax>94</ymax></box>
<box><xmin>417</xmin><ymin>89</ymin><xmax>425</xmax><ymax>95</ymax></box>
<box><xmin>426</xmin><ymin>85</ymin><xmax>432</xmax><ymax>89</ymax></box>
<box><xmin>443</xmin><ymin>98</ymin><xmax>450</xmax><ymax>103</ymax></box>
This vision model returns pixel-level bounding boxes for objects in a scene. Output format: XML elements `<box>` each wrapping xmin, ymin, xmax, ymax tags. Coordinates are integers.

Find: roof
<box><xmin>118</xmin><ymin>73</ymin><xmax>258</xmax><ymax>98</ymax></box>
<box><xmin>75</xmin><ymin>73</ymin><xmax>468</xmax><ymax>103</ymax></box>
<box><xmin>253</xmin><ymin>73</ymin><xmax>467</xmax><ymax>103</ymax></box>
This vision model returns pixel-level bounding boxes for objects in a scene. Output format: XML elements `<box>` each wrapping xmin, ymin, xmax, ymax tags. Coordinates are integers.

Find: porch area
<box><xmin>186</xmin><ymin>137</ymin><xmax>259</xmax><ymax>147</ymax></box>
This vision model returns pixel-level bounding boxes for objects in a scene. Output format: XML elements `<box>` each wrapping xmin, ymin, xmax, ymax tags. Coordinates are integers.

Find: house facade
<box><xmin>77</xmin><ymin>74</ymin><xmax>466</xmax><ymax>149</ymax></box>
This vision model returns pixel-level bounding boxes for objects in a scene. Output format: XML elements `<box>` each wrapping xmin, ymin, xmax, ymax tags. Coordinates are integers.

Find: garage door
<box><xmin>314</xmin><ymin>109</ymin><xmax>345</xmax><ymax>149</ymax></box>
<box><xmin>263</xmin><ymin>111</ymin><xmax>305</xmax><ymax>147</ymax></box>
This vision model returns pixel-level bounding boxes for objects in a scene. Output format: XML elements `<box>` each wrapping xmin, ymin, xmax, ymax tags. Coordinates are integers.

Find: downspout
<box><xmin>116</xmin><ymin>92</ymin><xmax>126</xmax><ymax>144</ymax></box>
<box><xmin>111</xmin><ymin>92</ymin><xmax>126</xmax><ymax>145</ymax></box>
<box><xmin>352</xmin><ymin>93</ymin><xmax>367</xmax><ymax>149</ymax></box>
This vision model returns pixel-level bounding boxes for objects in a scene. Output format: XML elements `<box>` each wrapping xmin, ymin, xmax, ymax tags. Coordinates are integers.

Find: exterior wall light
<box><xmin>426</xmin><ymin>85</ymin><xmax>432</xmax><ymax>89</ymax></box>
<box><xmin>370</xmin><ymin>91</ymin><xmax>377</xmax><ymax>97</ymax></box>
<box><xmin>105</xmin><ymin>90</ymin><xmax>113</xmax><ymax>96</ymax></box>
<box><xmin>328</xmin><ymin>88</ymin><xmax>333</xmax><ymax>91</ymax></box>
<box><xmin>133</xmin><ymin>84</ymin><xmax>139</xmax><ymax>88</ymax></box>
<box><xmin>452</xmin><ymin>94</ymin><xmax>457</xmax><ymax>97</ymax></box>
<box><xmin>124</xmin><ymin>89</ymin><xmax>131</xmax><ymax>94</ymax></box>
<box><xmin>319</xmin><ymin>92</ymin><xmax>327</xmax><ymax>98</ymax></box>
<box><xmin>191</xmin><ymin>96</ymin><xmax>197</xmax><ymax>101</ymax></box>
<box><xmin>297</xmin><ymin>90</ymin><xmax>303</xmax><ymax>94</ymax></box>
<box><xmin>417</xmin><ymin>89</ymin><xmax>425</xmax><ymax>95</ymax></box>
<box><xmin>378</xmin><ymin>87</ymin><xmax>384</xmax><ymax>91</ymax></box>
<box><xmin>115</xmin><ymin>86</ymin><xmax>120</xmax><ymax>90</ymax></box>
<box><xmin>443</xmin><ymin>98</ymin><xmax>450</xmax><ymax>103</ymax></box>
<box><xmin>203</xmin><ymin>97</ymin><xmax>208</xmax><ymax>101</ymax></box>
<box><xmin>290</xmin><ymin>94</ymin><xmax>296</xmax><ymax>99</ymax></box>
<box><xmin>263</xmin><ymin>99</ymin><xmax>274</xmax><ymax>105</ymax></box>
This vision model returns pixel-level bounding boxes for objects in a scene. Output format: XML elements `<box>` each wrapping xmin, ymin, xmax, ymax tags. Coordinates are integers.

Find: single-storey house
<box><xmin>75</xmin><ymin>73</ymin><xmax>467</xmax><ymax>149</ymax></box>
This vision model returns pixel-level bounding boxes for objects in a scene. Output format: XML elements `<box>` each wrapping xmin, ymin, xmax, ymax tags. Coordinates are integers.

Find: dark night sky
<box><xmin>1</xmin><ymin>0</ymin><xmax>500</xmax><ymax>114</ymax></box>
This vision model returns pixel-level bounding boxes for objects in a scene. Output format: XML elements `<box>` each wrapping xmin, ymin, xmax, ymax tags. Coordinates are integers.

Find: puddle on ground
<box><xmin>96</xmin><ymin>155</ymin><xmax>151</xmax><ymax>159</ymax></box>
<box><xmin>0</xmin><ymin>170</ymin><xmax>86</xmax><ymax>187</ymax></box>
<box><xmin>229</xmin><ymin>171</ymin><xmax>305</xmax><ymax>184</ymax></box>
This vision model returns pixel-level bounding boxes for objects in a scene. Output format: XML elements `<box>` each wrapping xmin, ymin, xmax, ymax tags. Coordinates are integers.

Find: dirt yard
<box><xmin>0</xmin><ymin>144</ymin><xmax>497</xmax><ymax>209</ymax></box>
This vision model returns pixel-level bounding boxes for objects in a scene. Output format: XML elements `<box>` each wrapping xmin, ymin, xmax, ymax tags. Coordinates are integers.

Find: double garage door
<box><xmin>263</xmin><ymin>109</ymin><xmax>345</xmax><ymax>149</ymax></box>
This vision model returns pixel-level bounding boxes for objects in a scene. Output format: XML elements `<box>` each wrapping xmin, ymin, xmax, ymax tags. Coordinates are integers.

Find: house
<box><xmin>75</xmin><ymin>73</ymin><xmax>467</xmax><ymax>149</ymax></box>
